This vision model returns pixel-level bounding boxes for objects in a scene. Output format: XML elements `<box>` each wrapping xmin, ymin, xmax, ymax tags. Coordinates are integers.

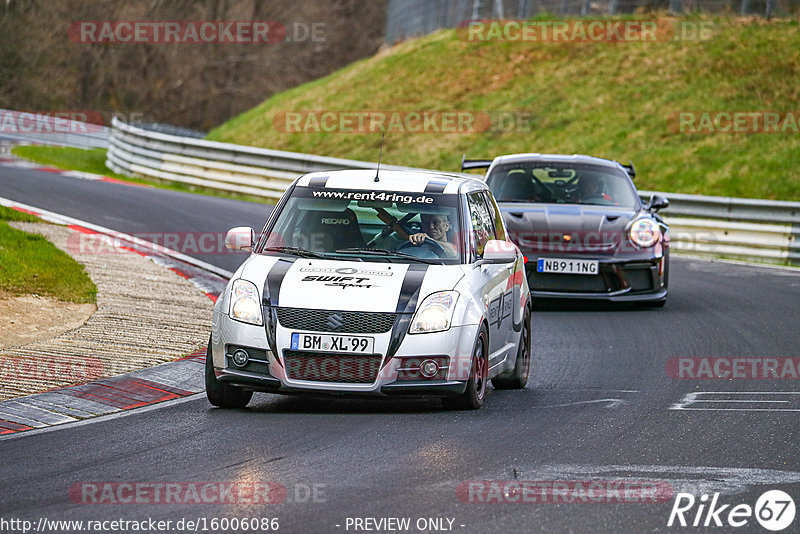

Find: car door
<box><xmin>466</xmin><ymin>191</ymin><xmax>515</xmax><ymax>370</ymax></box>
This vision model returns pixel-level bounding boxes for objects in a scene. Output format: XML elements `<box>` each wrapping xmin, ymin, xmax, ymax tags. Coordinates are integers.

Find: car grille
<box><xmin>276</xmin><ymin>307</ymin><xmax>398</xmax><ymax>333</ymax></box>
<box><xmin>621</xmin><ymin>266</ymin><xmax>654</xmax><ymax>292</ymax></box>
<box><xmin>283</xmin><ymin>351</ymin><xmax>382</xmax><ymax>383</ymax></box>
<box><xmin>528</xmin><ymin>271</ymin><xmax>614</xmax><ymax>293</ymax></box>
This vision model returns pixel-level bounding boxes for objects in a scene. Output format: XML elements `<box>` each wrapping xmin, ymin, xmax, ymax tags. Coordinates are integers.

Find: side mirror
<box><xmin>648</xmin><ymin>194</ymin><xmax>669</xmax><ymax>212</ymax></box>
<box><xmin>482</xmin><ymin>239</ymin><xmax>517</xmax><ymax>264</ymax></box>
<box><xmin>225</xmin><ymin>227</ymin><xmax>255</xmax><ymax>252</ymax></box>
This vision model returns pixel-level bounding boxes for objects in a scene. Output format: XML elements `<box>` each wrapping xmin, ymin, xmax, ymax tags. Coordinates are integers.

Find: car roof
<box><xmin>295</xmin><ymin>169</ymin><xmax>487</xmax><ymax>195</ymax></box>
<box><xmin>491</xmin><ymin>153</ymin><xmax>625</xmax><ymax>171</ymax></box>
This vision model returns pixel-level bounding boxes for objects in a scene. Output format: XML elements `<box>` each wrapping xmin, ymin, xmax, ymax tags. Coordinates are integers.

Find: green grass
<box><xmin>11</xmin><ymin>146</ymin><xmax>123</xmax><ymax>179</ymax></box>
<box><xmin>0</xmin><ymin>207</ymin><xmax>97</xmax><ymax>303</ymax></box>
<box><xmin>10</xmin><ymin>146</ymin><xmax>270</xmax><ymax>204</ymax></box>
<box><xmin>208</xmin><ymin>15</ymin><xmax>800</xmax><ymax>201</ymax></box>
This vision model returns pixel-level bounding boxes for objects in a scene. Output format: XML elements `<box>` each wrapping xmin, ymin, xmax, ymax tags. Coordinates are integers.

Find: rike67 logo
<box><xmin>668</xmin><ymin>490</ymin><xmax>795</xmax><ymax>531</ymax></box>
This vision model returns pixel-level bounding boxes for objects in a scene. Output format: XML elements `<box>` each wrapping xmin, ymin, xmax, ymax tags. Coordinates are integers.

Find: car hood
<box><xmin>239</xmin><ymin>256</ymin><xmax>465</xmax><ymax>313</ymax></box>
<box><xmin>500</xmin><ymin>204</ymin><xmax>638</xmax><ymax>253</ymax></box>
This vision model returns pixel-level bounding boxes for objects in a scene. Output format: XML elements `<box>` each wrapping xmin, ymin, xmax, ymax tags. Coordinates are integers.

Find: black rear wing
<box><xmin>461</xmin><ymin>154</ymin><xmax>493</xmax><ymax>172</ymax></box>
<box><xmin>620</xmin><ymin>160</ymin><xmax>636</xmax><ymax>179</ymax></box>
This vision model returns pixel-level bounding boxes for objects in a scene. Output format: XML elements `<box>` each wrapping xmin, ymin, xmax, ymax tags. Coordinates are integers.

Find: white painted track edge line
<box><xmin>0</xmin><ymin>393</ymin><xmax>205</xmax><ymax>442</ymax></box>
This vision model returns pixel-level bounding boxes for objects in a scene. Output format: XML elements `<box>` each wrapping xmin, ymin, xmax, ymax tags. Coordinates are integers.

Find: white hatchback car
<box><xmin>207</xmin><ymin>169</ymin><xmax>531</xmax><ymax>409</ymax></box>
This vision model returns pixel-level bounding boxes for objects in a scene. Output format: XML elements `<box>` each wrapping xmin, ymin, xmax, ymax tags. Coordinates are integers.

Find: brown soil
<box><xmin>0</xmin><ymin>292</ymin><xmax>95</xmax><ymax>350</ymax></box>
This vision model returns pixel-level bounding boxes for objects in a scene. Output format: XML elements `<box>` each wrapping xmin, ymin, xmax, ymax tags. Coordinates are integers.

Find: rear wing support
<box><xmin>461</xmin><ymin>154</ymin><xmax>493</xmax><ymax>172</ymax></box>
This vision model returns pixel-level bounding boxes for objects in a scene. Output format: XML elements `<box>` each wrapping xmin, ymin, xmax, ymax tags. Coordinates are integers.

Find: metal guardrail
<box><xmin>107</xmin><ymin>119</ymin><xmax>799</xmax><ymax>266</ymax></box>
<box><xmin>106</xmin><ymin>118</ymin><xmax>437</xmax><ymax>200</ymax></box>
<box><xmin>635</xmin><ymin>190</ymin><xmax>800</xmax><ymax>265</ymax></box>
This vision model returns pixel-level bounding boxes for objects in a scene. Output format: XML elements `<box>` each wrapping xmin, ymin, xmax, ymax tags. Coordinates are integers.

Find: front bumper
<box><xmin>210</xmin><ymin>309</ymin><xmax>478</xmax><ymax>397</ymax></box>
<box><xmin>526</xmin><ymin>254</ymin><xmax>668</xmax><ymax>302</ymax></box>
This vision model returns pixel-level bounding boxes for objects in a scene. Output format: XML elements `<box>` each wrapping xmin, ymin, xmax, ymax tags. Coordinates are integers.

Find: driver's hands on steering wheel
<box><xmin>409</xmin><ymin>232</ymin><xmax>432</xmax><ymax>245</ymax></box>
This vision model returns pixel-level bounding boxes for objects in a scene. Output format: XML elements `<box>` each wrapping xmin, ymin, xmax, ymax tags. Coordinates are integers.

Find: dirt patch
<box><xmin>0</xmin><ymin>293</ymin><xmax>95</xmax><ymax>350</ymax></box>
<box><xmin>0</xmin><ymin>223</ymin><xmax>213</xmax><ymax>401</ymax></box>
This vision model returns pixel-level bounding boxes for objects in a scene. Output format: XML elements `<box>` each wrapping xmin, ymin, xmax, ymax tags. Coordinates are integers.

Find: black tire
<box><xmin>205</xmin><ymin>338</ymin><xmax>252</xmax><ymax>409</ymax></box>
<box><xmin>443</xmin><ymin>325</ymin><xmax>488</xmax><ymax>410</ymax></box>
<box><xmin>492</xmin><ymin>308</ymin><xmax>531</xmax><ymax>390</ymax></box>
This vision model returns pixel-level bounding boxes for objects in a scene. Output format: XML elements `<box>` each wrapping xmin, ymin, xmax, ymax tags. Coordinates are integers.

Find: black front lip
<box><xmin>380</xmin><ymin>381</ymin><xmax>467</xmax><ymax>396</ymax></box>
<box><xmin>217</xmin><ymin>369</ymin><xmax>468</xmax><ymax>397</ymax></box>
<box><xmin>530</xmin><ymin>288</ymin><xmax>667</xmax><ymax>302</ymax></box>
<box><xmin>217</xmin><ymin>368</ymin><xmax>282</xmax><ymax>390</ymax></box>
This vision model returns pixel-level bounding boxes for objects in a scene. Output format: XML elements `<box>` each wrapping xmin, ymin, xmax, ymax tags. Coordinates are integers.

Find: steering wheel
<box><xmin>365</xmin><ymin>214</ymin><xmax>417</xmax><ymax>248</ymax></box>
<box><xmin>397</xmin><ymin>236</ymin><xmax>447</xmax><ymax>258</ymax></box>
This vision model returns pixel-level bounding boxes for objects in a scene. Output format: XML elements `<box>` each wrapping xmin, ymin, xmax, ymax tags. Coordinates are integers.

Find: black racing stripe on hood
<box><xmin>264</xmin><ymin>258</ymin><xmax>295</xmax><ymax>307</ymax></box>
<box><xmin>384</xmin><ymin>264</ymin><xmax>429</xmax><ymax>365</ymax></box>
<box><xmin>262</xmin><ymin>259</ymin><xmax>295</xmax><ymax>367</ymax></box>
<box><xmin>395</xmin><ymin>264</ymin><xmax>428</xmax><ymax>314</ymax></box>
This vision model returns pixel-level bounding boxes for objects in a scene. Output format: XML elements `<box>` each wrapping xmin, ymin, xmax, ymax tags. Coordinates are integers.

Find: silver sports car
<box><xmin>207</xmin><ymin>169</ymin><xmax>531</xmax><ymax>410</ymax></box>
<box><xmin>463</xmin><ymin>153</ymin><xmax>669</xmax><ymax>306</ymax></box>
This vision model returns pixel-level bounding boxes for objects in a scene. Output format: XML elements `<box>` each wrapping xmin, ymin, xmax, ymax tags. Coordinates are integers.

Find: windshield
<box><xmin>259</xmin><ymin>186</ymin><xmax>464</xmax><ymax>263</ymax></box>
<box><xmin>486</xmin><ymin>162</ymin><xmax>639</xmax><ymax>208</ymax></box>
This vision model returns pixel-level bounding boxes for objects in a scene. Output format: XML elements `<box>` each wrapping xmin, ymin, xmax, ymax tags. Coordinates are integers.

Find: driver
<box><xmin>408</xmin><ymin>213</ymin><xmax>457</xmax><ymax>257</ymax></box>
<box><xmin>578</xmin><ymin>176</ymin><xmax>612</xmax><ymax>203</ymax></box>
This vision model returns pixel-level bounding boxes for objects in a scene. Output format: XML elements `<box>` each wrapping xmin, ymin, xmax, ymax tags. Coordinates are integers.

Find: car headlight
<box><xmin>409</xmin><ymin>291</ymin><xmax>458</xmax><ymax>334</ymax></box>
<box><xmin>229</xmin><ymin>279</ymin><xmax>263</xmax><ymax>325</ymax></box>
<box><xmin>628</xmin><ymin>217</ymin><xmax>660</xmax><ymax>248</ymax></box>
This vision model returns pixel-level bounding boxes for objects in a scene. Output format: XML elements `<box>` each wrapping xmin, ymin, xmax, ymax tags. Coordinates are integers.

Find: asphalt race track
<box><xmin>1</xmin><ymin>164</ymin><xmax>799</xmax><ymax>533</ymax></box>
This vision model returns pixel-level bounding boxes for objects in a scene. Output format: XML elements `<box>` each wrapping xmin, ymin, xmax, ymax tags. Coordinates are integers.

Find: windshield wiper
<box><xmin>335</xmin><ymin>247</ymin><xmax>443</xmax><ymax>265</ymax></box>
<box><xmin>263</xmin><ymin>246</ymin><xmax>330</xmax><ymax>259</ymax></box>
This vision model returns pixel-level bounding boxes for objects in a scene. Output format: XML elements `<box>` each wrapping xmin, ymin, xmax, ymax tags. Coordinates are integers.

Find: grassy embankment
<box><xmin>11</xmin><ymin>16</ymin><xmax>800</xmax><ymax>201</ymax></box>
<box><xmin>0</xmin><ymin>206</ymin><xmax>96</xmax><ymax>303</ymax></box>
<box><xmin>209</xmin><ymin>16</ymin><xmax>800</xmax><ymax>201</ymax></box>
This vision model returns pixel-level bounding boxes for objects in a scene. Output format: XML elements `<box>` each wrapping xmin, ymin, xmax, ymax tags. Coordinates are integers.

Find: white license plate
<box><xmin>537</xmin><ymin>258</ymin><xmax>598</xmax><ymax>275</ymax></box>
<box><xmin>290</xmin><ymin>333</ymin><xmax>374</xmax><ymax>353</ymax></box>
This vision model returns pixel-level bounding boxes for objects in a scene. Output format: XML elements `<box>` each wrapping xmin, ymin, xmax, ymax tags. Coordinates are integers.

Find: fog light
<box><xmin>231</xmin><ymin>349</ymin><xmax>249</xmax><ymax>368</ymax></box>
<box><xmin>420</xmin><ymin>359</ymin><xmax>439</xmax><ymax>378</ymax></box>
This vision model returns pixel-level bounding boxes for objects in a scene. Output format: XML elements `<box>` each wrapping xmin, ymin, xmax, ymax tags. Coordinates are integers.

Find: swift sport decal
<box><xmin>277</xmin><ymin>260</ymin><xmax>410</xmax><ymax>313</ymax></box>
<box><xmin>301</xmin><ymin>275</ymin><xmax>375</xmax><ymax>289</ymax></box>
